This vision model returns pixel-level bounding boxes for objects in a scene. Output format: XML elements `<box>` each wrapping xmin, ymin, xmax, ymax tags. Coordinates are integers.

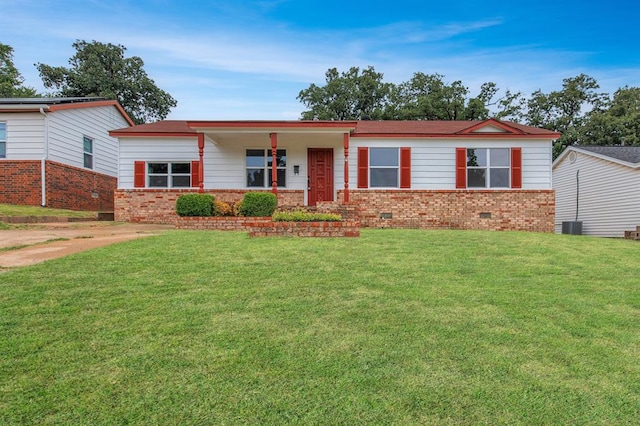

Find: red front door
<box><xmin>307</xmin><ymin>148</ymin><xmax>334</xmax><ymax>206</ymax></box>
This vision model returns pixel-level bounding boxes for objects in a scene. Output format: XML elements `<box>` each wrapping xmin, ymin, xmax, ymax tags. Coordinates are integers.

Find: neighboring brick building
<box><xmin>110</xmin><ymin>119</ymin><xmax>559</xmax><ymax>232</ymax></box>
<box><xmin>0</xmin><ymin>97</ymin><xmax>133</xmax><ymax>211</ymax></box>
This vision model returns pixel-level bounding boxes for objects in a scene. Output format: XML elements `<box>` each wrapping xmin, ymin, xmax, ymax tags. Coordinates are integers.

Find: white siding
<box><xmin>0</xmin><ymin>112</ymin><xmax>45</xmax><ymax>159</ymax></box>
<box><xmin>118</xmin><ymin>138</ymin><xmax>199</xmax><ymax>188</ymax></box>
<box><xmin>348</xmin><ymin>138</ymin><xmax>553</xmax><ymax>190</ymax></box>
<box><xmin>553</xmin><ymin>151</ymin><xmax>640</xmax><ymax>237</ymax></box>
<box><xmin>117</xmin><ymin>135</ymin><xmax>554</xmax><ymax>197</ymax></box>
<box><xmin>48</xmin><ymin>106</ymin><xmax>129</xmax><ymax>176</ymax></box>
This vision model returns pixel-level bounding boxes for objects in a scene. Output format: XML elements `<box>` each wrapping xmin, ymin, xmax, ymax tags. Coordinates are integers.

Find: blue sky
<box><xmin>2</xmin><ymin>0</ymin><xmax>638</xmax><ymax>120</ymax></box>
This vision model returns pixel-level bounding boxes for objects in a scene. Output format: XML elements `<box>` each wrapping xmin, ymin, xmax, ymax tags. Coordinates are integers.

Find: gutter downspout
<box><xmin>39</xmin><ymin>107</ymin><xmax>49</xmax><ymax>206</ymax></box>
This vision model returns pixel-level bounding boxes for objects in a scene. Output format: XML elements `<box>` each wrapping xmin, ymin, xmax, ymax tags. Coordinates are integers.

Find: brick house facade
<box><xmin>111</xmin><ymin>119</ymin><xmax>559</xmax><ymax>232</ymax></box>
<box><xmin>0</xmin><ymin>97</ymin><xmax>133</xmax><ymax>211</ymax></box>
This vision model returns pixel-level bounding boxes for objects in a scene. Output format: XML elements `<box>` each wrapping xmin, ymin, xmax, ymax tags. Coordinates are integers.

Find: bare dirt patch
<box><xmin>0</xmin><ymin>222</ymin><xmax>172</xmax><ymax>268</ymax></box>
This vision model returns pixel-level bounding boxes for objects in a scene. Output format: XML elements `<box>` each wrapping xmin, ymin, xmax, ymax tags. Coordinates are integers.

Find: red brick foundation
<box><xmin>0</xmin><ymin>160</ymin><xmax>116</xmax><ymax>211</ymax></box>
<box><xmin>115</xmin><ymin>188</ymin><xmax>554</xmax><ymax>232</ymax></box>
<box><xmin>115</xmin><ymin>189</ymin><xmax>304</xmax><ymax>224</ymax></box>
<box><xmin>338</xmin><ymin>189</ymin><xmax>554</xmax><ymax>232</ymax></box>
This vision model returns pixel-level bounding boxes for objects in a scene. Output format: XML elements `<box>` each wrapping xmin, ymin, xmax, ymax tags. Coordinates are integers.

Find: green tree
<box><xmin>297</xmin><ymin>66</ymin><xmax>391</xmax><ymax>120</ymax></box>
<box><xmin>518</xmin><ymin>74</ymin><xmax>606</xmax><ymax>158</ymax></box>
<box><xmin>578</xmin><ymin>86</ymin><xmax>640</xmax><ymax>147</ymax></box>
<box><xmin>298</xmin><ymin>67</ymin><xmax>522</xmax><ymax>122</ymax></box>
<box><xmin>0</xmin><ymin>43</ymin><xmax>38</xmax><ymax>97</ymax></box>
<box><xmin>36</xmin><ymin>40</ymin><xmax>176</xmax><ymax>124</ymax></box>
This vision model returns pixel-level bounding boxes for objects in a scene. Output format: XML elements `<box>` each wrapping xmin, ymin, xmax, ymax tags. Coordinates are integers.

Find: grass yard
<box><xmin>1</xmin><ymin>229</ymin><xmax>639</xmax><ymax>424</ymax></box>
<box><xmin>0</xmin><ymin>203</ymin><xmax>96</xmax><ymax>218</ymax></box>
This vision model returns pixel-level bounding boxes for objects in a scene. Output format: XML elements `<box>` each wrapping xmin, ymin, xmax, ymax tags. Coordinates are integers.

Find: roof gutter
<box><xmin>39</xmin><ymin>107</ymin><xmax>49</xmax><ymax>206</ymax></box>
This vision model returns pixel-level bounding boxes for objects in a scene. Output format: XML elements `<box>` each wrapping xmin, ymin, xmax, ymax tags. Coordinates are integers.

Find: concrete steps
<box><xmin>624</xmin><ymin>225</ymin><xmax>640</xmax><ymax>240</ymax></box>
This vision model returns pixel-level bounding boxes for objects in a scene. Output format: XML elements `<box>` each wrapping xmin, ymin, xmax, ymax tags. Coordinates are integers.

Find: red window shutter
<box><xmin>357</xmin><ymin>147</ymin><xmax>368</xmax><ymax>188</ymax></box>
<box><xmin>191</xmin><ymin>160</ymin><xmax>200</xmax><ymax>188</ymax></box>
<box><xmin>511</xmin><ymin>148</ymin><xmax>522</xmax><ymax>189</ymax></box>
<box><xmin>134</xmin><ymin>161</ymin><xmax>145</xmax><ymax>188</ymax></box>
<box><xmin>400</xmin><ymin>147</ymin><xmax>411</xmax><ymax>188</ymax></box>
<box><xmin>455</xmin><ymin>148</ymin><xmax>467</xmax><ymax>189</ymax></box>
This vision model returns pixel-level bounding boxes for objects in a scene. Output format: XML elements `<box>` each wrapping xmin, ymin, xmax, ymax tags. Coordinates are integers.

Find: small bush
<box><xmin>239</xmin><ymin>192</ymin><xmax>278</xmax><ymax>217</ymax></box>
<box><xmin>213</xmin><ymin>200</ymin><xmax>233</xmax><ymax>217</ymax></box>
<box><xmin>272</xmin><ymin>210</ymin><xmax>342</xmax><ymax>222</ymax></box>
<box><xmin>232</xmin><ymin>200</ymin><xmax>243</xmax><ymax>217</ymax></box>
<box><xmin>176</xmin><ymin>193</ymin><xmax>215</xmax><ymax>217</ymax></box>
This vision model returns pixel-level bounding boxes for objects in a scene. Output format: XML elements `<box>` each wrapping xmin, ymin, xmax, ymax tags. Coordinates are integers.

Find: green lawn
<box><xmin>1</xmin><ymin>230</ymin><xmax>639</xmax><ymax>424</ymax></box>
<box><xmin>0</xmin><ymin>203</ymin><xmax>96</xmax><ymax>218</ymax></box>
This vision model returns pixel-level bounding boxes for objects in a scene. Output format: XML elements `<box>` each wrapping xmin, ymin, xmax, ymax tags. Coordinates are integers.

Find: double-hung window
<box><xmin>370</xmin><ymin>148</ymin><xmax>399</xmax><ymax>187</ymax></box>
<box><xmin>246</xmin><ymin>149</ymin><xmax>286</xmax><ymax>188</ymax></box>
<box><xmin>147</xmin><ymin>162</ymin><xmax>191</xmax><ymax>188</ymax></box>
<box><xmin>466</xmin><ymin>148</ymin><xmax>510</xmax><ymax>188</ymax></box>
<box><xmin>83</xmin><ymin>136</ymin><xmax>93</xmax><ymax>169</ymax></box>
<box><xmin>0</xmin><ymin>122</ymin><xmax>6</xmax><ymax>158</ymax></box>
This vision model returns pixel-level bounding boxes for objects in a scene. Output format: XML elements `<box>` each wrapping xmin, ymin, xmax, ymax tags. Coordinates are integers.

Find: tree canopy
<box><xmin>0</xmin><ymin>43</ymin><xmax>38</xmax><ymax>97</ymax></box>
<box><xmin>36</xmin><ymin>40</ymin><xmax>176</xmax><ymax>124</ymax></box>
<box><xmin>298</xmin><ymin>66</ymin><xmax>640</xmax><ymax>158</ymax></box>
<box><xmin>297</xmin><ymin>67</ymin><xmax>522</xmax><ymax>122</ymax></box>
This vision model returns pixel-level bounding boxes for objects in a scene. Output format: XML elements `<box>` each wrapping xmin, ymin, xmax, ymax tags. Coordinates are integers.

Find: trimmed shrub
<box><xmin>272</xmin><ymin>210</ymin><xmax>342</xmax><ymax>222</ymax></box>
<box><xmin>176</xmin><ymin>193</ymin><xmax>215</xmax><ymax>217</ymax></box>
<box><xmin>239</xmin><ymin>192</ymin><xmax>278</xmax><ymax>217</ymax></box>
<box><xmin>232</xmin><ymin>200</ymin><xmax>243</xmax><ymax>217</ymax></box>
<box><xmin>213</xmin><ymin>200</ymin><xmax>233</xmax><ymax>216</ymax></box>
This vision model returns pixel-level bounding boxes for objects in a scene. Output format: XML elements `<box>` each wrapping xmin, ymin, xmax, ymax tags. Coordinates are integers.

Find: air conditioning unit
<box><xmin>562</xmin><ymin>221</ymin><xmax>583</xmax><ymax>235</ymax></box>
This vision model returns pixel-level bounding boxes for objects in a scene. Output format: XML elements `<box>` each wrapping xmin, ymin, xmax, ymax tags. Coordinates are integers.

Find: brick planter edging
<box><xmin>175</xmin><ymin>216</ymin><xmax>360</xmax><ymax>237</ymax></box>
<box><xmin>175</xmin><ymin>216</ymin><xmax>272</xmax><ymax>230</ymax></box>
<box><xmin>248</xmin><ymin>221</ymin><xmax>360</xmax><ymax>238</ymax></box>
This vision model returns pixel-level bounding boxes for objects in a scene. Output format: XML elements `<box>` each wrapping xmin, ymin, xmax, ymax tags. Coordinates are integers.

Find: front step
<box><xmin>624</xmin><ymin>227</ymin><xmax>640</xmax><ymax>240</ymax></box>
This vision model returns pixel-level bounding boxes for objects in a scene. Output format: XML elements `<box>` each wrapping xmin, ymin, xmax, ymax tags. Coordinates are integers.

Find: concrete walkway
<box><xmin>0</xmin><ymin>221</ymin><xmax>172</xmax><ymax>268</ymax></box>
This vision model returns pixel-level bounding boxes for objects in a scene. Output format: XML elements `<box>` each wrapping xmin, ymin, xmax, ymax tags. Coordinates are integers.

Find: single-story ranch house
<box><xmin>0</xmin><ymin>97</ymin><xmax>133</xmax><ymax>211</ymax></box>
<box><xmin>110</xmin><ymin>119</ymin><xmax>560</xmax><ymax>231</ymax></box>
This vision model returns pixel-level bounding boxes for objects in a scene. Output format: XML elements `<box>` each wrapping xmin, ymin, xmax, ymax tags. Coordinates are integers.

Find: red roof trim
<box><xmin>456</xmin><ymin>118</ymin><xmax>526</xmax><ymax>135</ymax></box>
<box><xmin>48</xmin><ymin>100</ymin><xmax>135</xmax><ymax>126</ymax></box>
<box><xmin>187</xmin><ymin>120</ymin><xmax>358</xmax><ymax>129</ymax></box>
<box><xmin>109</xmin><ymin>131</ymin><xmax>198</xmax><ymax>137</ymax></box>
<box><xmin>351</xmin><ymin>133</ymin><xmax>559</xmax><ymax>139</ymax></box>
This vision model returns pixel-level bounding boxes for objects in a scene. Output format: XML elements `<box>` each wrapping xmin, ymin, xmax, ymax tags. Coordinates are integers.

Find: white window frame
<box><xmin>369</xmin><ymin>147</ymin><xmax>400</xmax><ymax>188</ymax></box>
<box><xmin>147</xmin><ymin>162</ymin><xmax>191</xmax><ymax>188</ymax></box>
<box><xmin>467</xmin><ymin>148</ymin><xmax>511</xmax><ymax>188</ymax></box>
<box><xmin>245</xmin><ymin>148</ymin><xmax>287</xmax><ymax>188</ymax></box>
<box><xmin>83</xmin><ymin>135</ymin><xmax>93</xmax><ymax>169</ymax></box>
<box><xmin>1</xmin><ymin>122</ymin><xmax>8</xmax><ymax>159</ymax></box>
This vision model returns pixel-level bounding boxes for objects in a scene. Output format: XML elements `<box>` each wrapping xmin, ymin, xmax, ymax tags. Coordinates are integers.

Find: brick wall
<box><xmin>116</xmin><ymin>188</ymin><xmax>553</xmax><ymax>232</ymax></box>
<box><xmin>46</xmin><ymin>161</ymin><xmax>116</xmax><ymax>211</ymax></box>
<box><xmin>248</xmin><ymin>221</ymin><xmax>360</xmax><ymax>237</ymax></box>
<box><xmin>339</xmin><ymin>189</ymin><xmax>555</xmax><ymax>232</ymax></box>
<box><xmin>176</xmin><ymin>216</ymin><xmax>272</xmax><ymax>230</ymax></box>
<box><xmin>115</xmin><ymin>189</ymin><xmax>304</xmax><ymax>223</ymax></box>
<box><xmin>0</xmin><ymin>160</ymin><xmax>42</xmax><ymax>206</ymax></box>
<box><xmin>0</xmin><ymin>160</ymin><xmax>116</xmax><ymax>211</ymax></box>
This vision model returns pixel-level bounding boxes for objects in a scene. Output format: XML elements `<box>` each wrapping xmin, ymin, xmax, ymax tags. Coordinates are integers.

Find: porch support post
<box><xmin>343</xmin><ymin>132</ymin><xmax>350</xmax><ymax>203</ymax></box>
<box><xmin>270</xmin><ymin>133</ymin><xmax>278</xmax><ymax>194</ymax></box>
<box><xmin>197</xmin><ymin>133</ymin><xmax>205</xmax><ymax>193</ymax></box>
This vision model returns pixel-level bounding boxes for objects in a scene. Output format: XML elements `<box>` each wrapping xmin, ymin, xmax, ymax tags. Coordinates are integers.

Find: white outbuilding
<box><xmin>553</xmin><ymin>146</ymin><xmax>640</xmax><ymax>237</ymax></box>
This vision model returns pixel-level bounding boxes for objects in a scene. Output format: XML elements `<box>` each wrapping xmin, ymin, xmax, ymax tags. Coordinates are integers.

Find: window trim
<box><xmin>357</xmin><ymin>147</ymin><xmax>411</xmax><ymax>189</ymax></box>
<box><xmin>369</xmin><ymin>147</ymin><xmax>400</xmax><ymax>188</ymax></box>
<box><xmin>466</xmin><ymin>148</ymin><xmax>510</xmax><ymax>189</ymax></box>
<box><xmin>245</xmin><ymin>148</ymin><xmax>287</xmax><ymax>188</ymax></box>
<box><xmin>133</xmin><ymin>160</ymin><xmax>200</xmax><ymax>189</ymax></box>
<box><xmin>0</xmin><ymin>122</ymin><xmax>6</xmax><ymax>159</ymax></box>
<box><xmin>456</xmin><ymin>147</ymin><xmax>522</xmax><ymax>189</ymax></box>
<box><xmin>83</xmin><ymin>135</ymin><xmax>93</xmax><ymax>169</ymax></box>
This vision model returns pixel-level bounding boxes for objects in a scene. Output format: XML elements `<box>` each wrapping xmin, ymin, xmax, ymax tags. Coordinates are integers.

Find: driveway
<box><xmin>0</xmin><ymin>222</ymin><xmax>172</xmax><ymax>268</ymax></box>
